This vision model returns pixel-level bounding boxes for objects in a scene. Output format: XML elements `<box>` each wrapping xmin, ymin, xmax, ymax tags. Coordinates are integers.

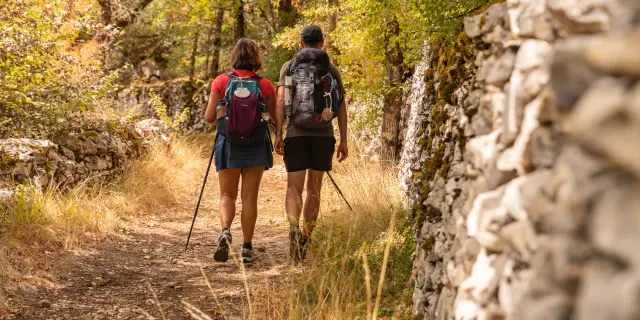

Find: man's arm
<box><xmin>336</xmin><ymin>99</ymin><xmax>348</xmax><ymax>162</ymax></box>
<box><xmin>333</xmin><ymin>65</ymin><xmax>348</xmax><ymax>162</ymax></box>
<box><xmin>337</xmin><ymin>100</ymin><xmax>347</xmax><ymax>142</ymax></box>
<box><xmin>276</xmin><ymin>86</ymin><xmax>285</xmax><ymax>136</ymax></box>
<box><xmin>273</xmin><ymin>62</ymin><xmax>289</xmax><ymax>155</ymax></box>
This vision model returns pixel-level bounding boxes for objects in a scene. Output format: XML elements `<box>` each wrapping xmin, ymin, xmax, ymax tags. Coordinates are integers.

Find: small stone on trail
<box><xmin>142</xmin><ymin>249</ymin><xmax>149</xmax><ymax>253</ymax></box>
<box><xmin>171</xmin><ymin>258</ymin><xmax>178</xmax><ymax>264</ymax></box>
<box><xmin>38</xmin><ymin>299</ymin><xmax>51</xmax><ymax>308</ymax></box>
<box><xmin>143</xmin><ymin>255</ymin><xmax>151</xmax><ymax>259</ymax></box>
<box><xmin>91</xmin><ymin>276</ymin><xmax>111</xmax><ymax>287</ymax></box>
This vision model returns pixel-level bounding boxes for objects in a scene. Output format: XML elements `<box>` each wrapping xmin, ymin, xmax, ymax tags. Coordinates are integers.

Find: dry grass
<box><xmin>166</xmin><ymin>147</ymin><xmax>415</xmax><ymax>320</ymax></box>
<box><xmin>0</xmin><ymin>135</ymin><xmax>416</xmax><ymax>319</ymax></box>
<box><xmin>255</xmin><ymin>153</ymin><xmax>416</xmax><ymax>319</ymax></box>
<box><xmin>0</xmin><ymin>135</ymin><xmax>209</xmax><ymax>298</ymax></box>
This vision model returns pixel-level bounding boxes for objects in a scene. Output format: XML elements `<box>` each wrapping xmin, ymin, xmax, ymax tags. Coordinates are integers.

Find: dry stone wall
<box><xmin>399</xmin><ymin>0</ymin><xmax>640</xmax><ymax>319</ymax></box>
<box><xmin>0</xmin><ymin>120</ymin><xmax>166</xmax><ymax>192</ymax></box>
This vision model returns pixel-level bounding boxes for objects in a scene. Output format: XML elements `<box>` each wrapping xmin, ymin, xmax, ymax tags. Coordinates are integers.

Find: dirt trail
<box><xmin>4</xmin><ymin>159</ymin><xmax>292</xmax><ymax>320</ymax></box>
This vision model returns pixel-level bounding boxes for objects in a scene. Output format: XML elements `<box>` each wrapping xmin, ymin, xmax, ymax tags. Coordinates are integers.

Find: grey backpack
<box><xmin>287</xmin><ymin>48</ymin><xmax>342</xmax><ymax>129</ymax></box>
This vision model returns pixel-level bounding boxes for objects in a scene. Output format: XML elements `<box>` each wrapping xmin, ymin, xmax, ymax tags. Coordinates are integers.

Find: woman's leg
<box><xmin>239</xmin><ymin>166</ymin><xmax>265</xmax><ymax>243</ymax></box>
<box><xmin>218</xmin><ymin>168</ymin><xmax>242</xmax><ymax>228</ymax></box>
<box><xmin>214</xmin><ymin>168</ymin><xmax>241</xmax><ymax>262</ymax></box>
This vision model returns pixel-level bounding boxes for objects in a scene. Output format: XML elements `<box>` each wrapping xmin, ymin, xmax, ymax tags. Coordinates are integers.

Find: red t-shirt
<box><xmin>211</xmin><ymin>69</ymin><xmax>275</xmax><ymax>97</ymax></box>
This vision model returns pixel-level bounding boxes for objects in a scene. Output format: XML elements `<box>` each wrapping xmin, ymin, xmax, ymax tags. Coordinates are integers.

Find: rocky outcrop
<box><xmin>400</xmin><ymin>0</ymin><xmax>640</xmax><ymax>319</ymax></box>
<box><xmin>0</xmin><ymin>120</ymin><xmax>166</xmax><ymax>190</ymax></box>
<box><xmin>119</xmin><ymin>80</ymin><xmax>211</xmax><ymax>133</ymax></box>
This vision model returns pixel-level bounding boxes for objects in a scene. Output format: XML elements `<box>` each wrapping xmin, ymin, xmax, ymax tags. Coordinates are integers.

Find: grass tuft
<box><xmin>0</xmin><ymin>135</ymin><xmax>209</xmax><ymax>297</ymax></box>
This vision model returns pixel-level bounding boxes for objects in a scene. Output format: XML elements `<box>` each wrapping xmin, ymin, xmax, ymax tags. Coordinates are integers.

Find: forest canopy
<box><xmin>1</xmin><ymin>0</ymin><xmax>496</xmax><ymax>146</ymax></box>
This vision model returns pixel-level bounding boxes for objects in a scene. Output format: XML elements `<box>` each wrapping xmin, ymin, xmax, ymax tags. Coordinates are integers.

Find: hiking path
<box><xmin>3</xmin><ymin>158</ymin><xmax>293</xmax><ymax>320</ymax></box>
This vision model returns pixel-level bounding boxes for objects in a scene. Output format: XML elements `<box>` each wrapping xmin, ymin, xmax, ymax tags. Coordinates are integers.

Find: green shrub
<box><xmin>0</xmin><ymin>0</ymin><xmax>120</xmax><ymax>139</ymax></box>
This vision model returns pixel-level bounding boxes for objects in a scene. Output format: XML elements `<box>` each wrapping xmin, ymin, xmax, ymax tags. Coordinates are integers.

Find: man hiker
<box><xmin>274</xmin><ymin>25</ymin><xmax>349</xmax><ymax>262</ymax></box>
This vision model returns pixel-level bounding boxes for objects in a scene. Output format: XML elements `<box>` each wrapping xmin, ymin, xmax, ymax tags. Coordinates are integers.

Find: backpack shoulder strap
<box><xmin>287</xmin><ymin>59</ymin><xmax>295</xmax><ymax>76</ymax></box>
<box><xmin>224</xmin><ymin>72</ymin><xmax>238</xmax><ymax>102</ymax></box>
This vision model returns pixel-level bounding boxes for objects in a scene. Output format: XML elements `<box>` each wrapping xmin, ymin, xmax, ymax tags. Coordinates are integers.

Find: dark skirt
<box><xmin>214</xmin><ymin>134</ymin><xmax>273</xmax><ymax>171</ymax></box>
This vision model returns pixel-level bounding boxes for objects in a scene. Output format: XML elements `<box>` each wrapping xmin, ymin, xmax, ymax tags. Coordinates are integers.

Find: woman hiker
<box><xmin>204</xmin><ymin>38</ymin><xmax>276</xmax><ymax>264</ymax></box>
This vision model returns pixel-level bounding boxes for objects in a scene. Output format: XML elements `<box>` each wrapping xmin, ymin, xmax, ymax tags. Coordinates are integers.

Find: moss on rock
<box><xmin>412</xmin><ymin>29</ymin><xmax>479</xmax><ymax>225</ymax></box>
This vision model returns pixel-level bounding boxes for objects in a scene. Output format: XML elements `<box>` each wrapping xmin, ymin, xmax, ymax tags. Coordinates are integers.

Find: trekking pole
<box><xmin>326</xmin><ymin>172</ymin><xmax>353</xmax><ymax>211</ymax></box>
<box><xmin>185</xmin><ymin>138</ymin><xmax>216</xmax><ymax>250</ymax></box>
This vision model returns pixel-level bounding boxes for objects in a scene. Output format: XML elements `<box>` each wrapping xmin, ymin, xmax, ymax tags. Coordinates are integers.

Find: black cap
<box><xmin>301</xmin><ymin>25</ymin><xmax>323</xmax><ymax>45</ymax></box>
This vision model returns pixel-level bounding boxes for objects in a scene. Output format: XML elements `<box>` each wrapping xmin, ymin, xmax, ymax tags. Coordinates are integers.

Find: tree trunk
<box><xmin>189</xmin><ymin>30</ymin><xmax>200</xmax><ymax>83</ymax></box>
<box><xmin>96</xmin><ymin>0</ymin><xmax>154</xmax><ymax>28</ymax></box>
<box><xmin>208</xmin><ymin>8</ymin><xmax>225</xmax><ymax>77</ymax></box>
<box><xmin>233</xmin><ymin>0</ymin><xmax>245</xmax><ymax>41</ymax></box>
<box><xmin>277</xmin><ymin>0</ymin><xmax>296</xmax><ymax>30</ymax></box>
<box><xmin>204</xmin><ymin>23</ymin><xmax>214</xmax><ymax>77</ymax></box>
<box><xmin>380</xmin><ymin>17</ymin><xmax>406</xmax><ymax>164</ymax></box>
<box><xmin>97</xmin><ymin>0</ymin><xmax>112</xmax><ymax>26</ymax></box>
<box><xmin>326</xmin><ymin>0</ymin><xmax>340</xmax><ymax>59</ymax></box>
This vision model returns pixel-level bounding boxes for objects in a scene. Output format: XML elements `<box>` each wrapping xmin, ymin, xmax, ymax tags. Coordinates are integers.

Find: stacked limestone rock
<box><xmin>399</xmin><ymin>0</ymin><xmax>640</xmax><ymax>319</ymax></box>
<box><xmin>0</xmin><ymin>120</ymin><xmax>166</xmax><ymax>191</ymax></box>
<box><xmin>119</xmin><ymin>80</ymin><xmax>211</xmax><ymax>133</ymax></box>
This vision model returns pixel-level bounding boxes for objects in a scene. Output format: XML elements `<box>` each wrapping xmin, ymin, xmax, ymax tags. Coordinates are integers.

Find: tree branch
<box><xmin>445</xmin><ymin>4</ymin><xmax>483</xmax><ymax>21</ymax></box>
<box><xmin>115</xmin><ymin>0</ymin><xmax>155</xmax><ymax>28</ymax></box>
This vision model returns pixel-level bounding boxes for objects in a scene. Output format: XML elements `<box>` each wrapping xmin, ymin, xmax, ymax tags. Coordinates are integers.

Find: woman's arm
<box><xmin>265</xmin><ymin>94</ymin><xmax>276</xmax><ymax>122</ymax></box>
<box><xmin>205</xmin><ymin>91</ymin><xmax>222</xmax><ymax>124</ymax></box>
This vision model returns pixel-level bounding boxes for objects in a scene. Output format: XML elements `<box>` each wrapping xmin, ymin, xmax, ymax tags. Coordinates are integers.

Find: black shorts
<box><xmin>284</xmin><ymin>136</ymin><xmax>336</xmax><ymax>172</ymax></box>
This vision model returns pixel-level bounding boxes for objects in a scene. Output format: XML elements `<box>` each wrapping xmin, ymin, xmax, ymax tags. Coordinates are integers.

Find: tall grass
<box><xmin>263</xmin><ymin>156</ymin><xmax>416</xmax><ymax>319</ymax></box>
<box><xmin>0</xmin><ymin>135</ymin><xmax>208</xmax><ymax>294</ymax></box>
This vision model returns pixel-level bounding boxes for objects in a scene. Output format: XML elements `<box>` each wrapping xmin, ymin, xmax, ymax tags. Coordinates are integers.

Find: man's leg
<box><xmin>286</xmin><ymin>170</ymin><xmax>306</xmax><ymax>261</ymax></box>
<box><xmin>286</xmin><ymin>171</ymin><xmax>306</xmax><ymax>226</ymax></box>
<box><xmin>303</xmin><ymin>136</ymin><xmax>336</xmax><ymax>238</ymax></box>
<box><xmin>283</xmin><ymin>136</ymin><xmax>314</xmax><ymax>262</ymax></box>
<box><xmin>302</xmin><ymin>169</ymin><xmax>324</xmax><ymax>237</ymax></box>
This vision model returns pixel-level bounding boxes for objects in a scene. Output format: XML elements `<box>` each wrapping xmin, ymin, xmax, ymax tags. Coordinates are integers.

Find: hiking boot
<box><xmin>289</xmin><ymin>226</ymin><xmax>310</xmax><ymax>263</ymax></box>
<box><xmin>240</xmin><ymin>243</ymin><xmax>255</xmax><ymax>264</ymax></box>
<box><xmin>298</xmin><ymin>235</ymin><xmax>310</xmax><ymax>262</ymax></box>
<box><xmin>213</xmin><ymin>229</ymin><xmax>232</xmax><ymax>262</ymax></box>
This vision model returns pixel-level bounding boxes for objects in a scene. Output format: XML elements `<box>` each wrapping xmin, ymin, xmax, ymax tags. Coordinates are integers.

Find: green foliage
<box><xmin>109</xmin><ymin>0</ymin><xmax>281</xmax><ymax>79</ymax></box>
<box><xmin>148</xmin><ymin>91</ymin><xmax>190</xmax><ymax>131</ymax></box>
<box><xmin>270</xmin><ymin>0</ymin><xmax>495</xmax><ymax>132</ymax></box>
<box><xmin>0</xmin><ymin>0</ymin><xmax>121</xmax><ymax>139</ymax></box>
<box><xmin>261</xmin><ymin>47</ymin><xmax>296</xmax><ymax>84</ymax></box>
<box><xmin>2</xmin><ymin>186</ymin><xmax>49</xmax><ymax>227</ymax></box>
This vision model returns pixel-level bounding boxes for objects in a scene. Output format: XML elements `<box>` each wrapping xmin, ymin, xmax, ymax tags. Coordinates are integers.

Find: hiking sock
<box><xmin>242</xmin><ymin>242</ymin><xmax>253</xmax><ymax>250</ymax></box>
